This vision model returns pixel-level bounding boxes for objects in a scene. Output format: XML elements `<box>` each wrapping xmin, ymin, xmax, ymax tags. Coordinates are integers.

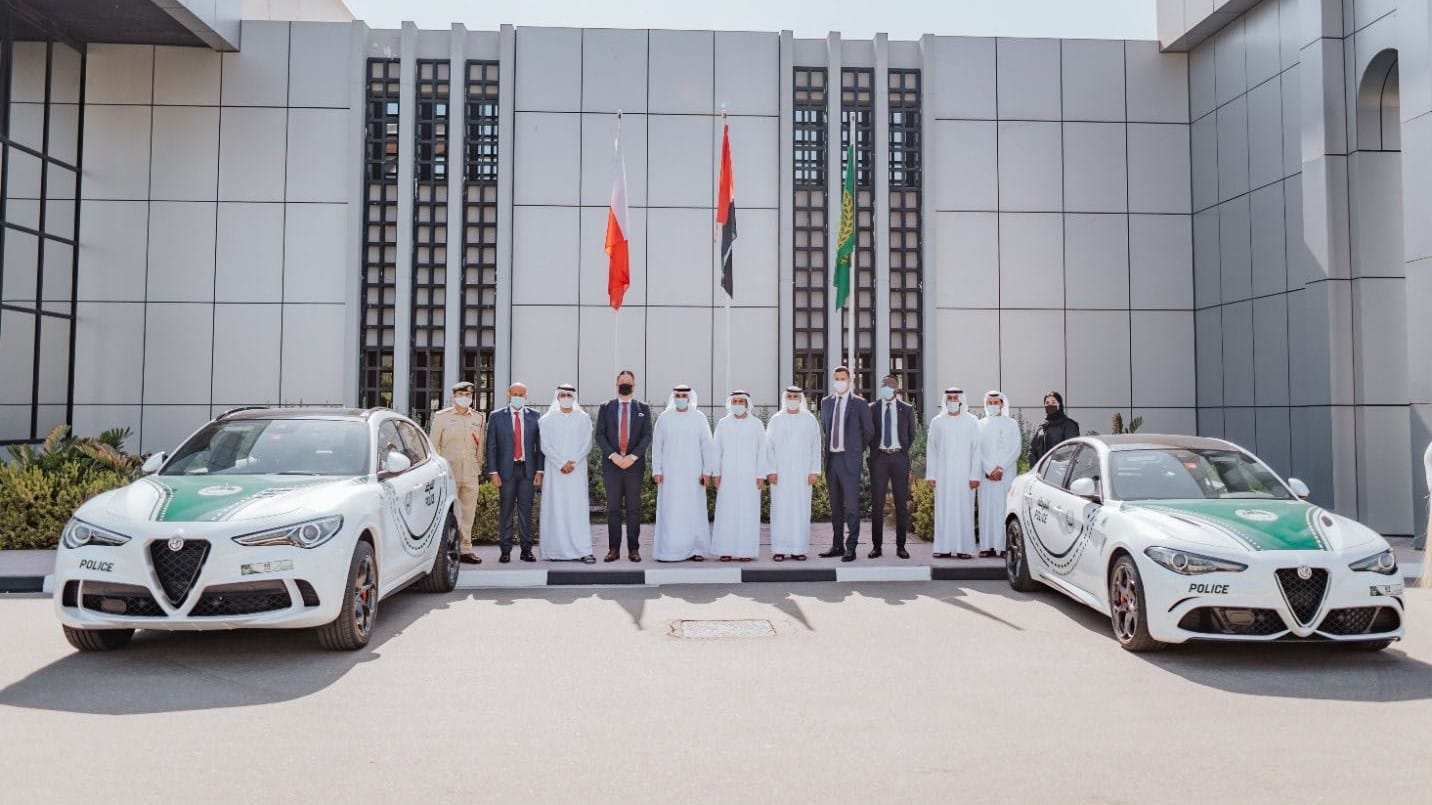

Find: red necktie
<box><xmin>619</xmin><ymin>402</ymin><xmax>629</xmax><ymax>455</ymax></box>
<box><xmin>513</xmin><ymin>410</ymin><xmax>523</xmax><ymax>461</ymax></box>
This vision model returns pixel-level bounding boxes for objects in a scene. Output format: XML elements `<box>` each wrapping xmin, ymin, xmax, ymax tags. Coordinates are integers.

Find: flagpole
<box><xmin>846</xmin><ymin>112</ymin><xmax>856</xmax><ymax>379</ymax></box>
<box><xmin>614</xmin><ymin>110</ymin><xmax>622</xmax><ymax>380</ymax></box>
<box><xmin>721</xmin><ymin>106</ymin><xmax>732</xmax><ymax>397</ymax></box>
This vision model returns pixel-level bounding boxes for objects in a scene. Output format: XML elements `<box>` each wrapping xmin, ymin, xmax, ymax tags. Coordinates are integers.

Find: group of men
<box><xmin>428</xmin><ymin>367</ymin><xmax>1063</xmax><ymax>564</ymax></box>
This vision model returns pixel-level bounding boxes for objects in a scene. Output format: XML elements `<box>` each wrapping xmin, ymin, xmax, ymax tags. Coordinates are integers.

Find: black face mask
<box><xmin>1045</xmin><ymin>404</ymin><xmax>1060</xmax><ymax>418</ymax></box>
<box><xmin>617</xmin><ymin>383</ymin><xmax>634</xmax><ymax>396</ymax></box>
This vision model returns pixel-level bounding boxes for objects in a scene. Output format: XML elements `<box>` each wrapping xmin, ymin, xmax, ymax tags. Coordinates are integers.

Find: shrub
<box><xmin>910</xmin><ymin>475</ymin><xmax>935</xmax><ymax>542</ymax></box>
<box><xmin>0</xmin><ymin>425</ymin><xmax>141</xmax><ymax>550</ymax></box>
<box><xmin>470</xmin><ymin>482</ymin><xmax>542</xmax><ymax>545</ymax></box>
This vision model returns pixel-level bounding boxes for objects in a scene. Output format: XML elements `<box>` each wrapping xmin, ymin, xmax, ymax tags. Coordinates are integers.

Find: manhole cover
<box><xmin>672</xmin><ymin>619</ymin><xmax>776</xmax><ymax>639</ymax></box>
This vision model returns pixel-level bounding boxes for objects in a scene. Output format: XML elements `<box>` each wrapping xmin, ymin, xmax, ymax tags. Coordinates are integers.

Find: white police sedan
<box><xmin>1005</xmin><ymin>435</ymin><xmax>1404</xmax><ymax>651</ymax></box>
<box><xmin>54</xmin><ymin>407</ymin><xmax>460</xmax><ymax>651</ymax></box>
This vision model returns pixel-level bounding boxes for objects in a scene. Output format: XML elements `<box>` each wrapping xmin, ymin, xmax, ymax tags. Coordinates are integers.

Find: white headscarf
<box><xmin>724</xmin><ymin>390</ymin><xmax>751</xmax><ymax>417</ymax></box>
<box><xmin>985</xmin><ymin>389</ymin><xmax>1008</xmax><ymax>417</ymax></box>
<box><xmin>773</xmin><ymin>385</ymin><xmax>814</xmax><ymax>420</ymax></box>
<box><xmin>663</xmin><ymin>384</ymin><xmax>699</xmax><ymax>415</ymax></box>
<box><xmin>542</xmin><ymin>384</ymin><xmax>582</xmax><ymax>420</ymax></box>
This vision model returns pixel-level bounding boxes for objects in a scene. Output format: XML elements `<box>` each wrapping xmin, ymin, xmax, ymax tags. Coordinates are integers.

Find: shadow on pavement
<box><xmin>1027</xmin><ymin>587</ymin><xmax>1432</xmax><ymax>703</ymax></box>
<box><xmin>0</xmin><ymin>590</ymin><xmax>453</xmax><ymax>716</ymax></box>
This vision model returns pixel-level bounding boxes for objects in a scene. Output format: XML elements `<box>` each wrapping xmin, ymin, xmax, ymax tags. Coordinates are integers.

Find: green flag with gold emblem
<box><xmin>832</xmin><ymin>136</ymin><xmax>855</xmax><ymax>309</ymax></box>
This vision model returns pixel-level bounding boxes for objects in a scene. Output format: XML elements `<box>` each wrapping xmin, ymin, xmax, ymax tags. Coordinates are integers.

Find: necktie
<box><xmin>884</xmin><ymin>403</ymin><xmax>893</xmax><ymax>450</ymax></box>
<box><xmin>832</xmin><ymin>396</ymin><xmax>844</xmax><ymax>451</ymax></box>
<box><xmin>619</xmin><ymin>402</ymin><xmax>629</xmax><ymax>455</ymax></box>
<box><xmin>513</xmin><ymin>410</ymin><xmax>523</xmax><ymax>461</ymax></box>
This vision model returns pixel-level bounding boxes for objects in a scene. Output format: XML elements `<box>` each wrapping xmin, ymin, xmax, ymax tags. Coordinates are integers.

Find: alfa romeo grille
<box><xmin>1275</xmin><ymin>568</ymin><xmax>1329</xmax><ymax>626</ymax></box>
<box><xmin>1320</xmin><ymin>606</ymin><xmax>1400</xmax><ymax>636</ymax></box>
<box><xmin>148</xmin><ymin>539</ymin><xmax>210</xmax><ymax>606</ymax></box>
<box><xmin>80</xmin><ymin>582</ymin><xmax>166</xmax><ymax>617</ymax></box>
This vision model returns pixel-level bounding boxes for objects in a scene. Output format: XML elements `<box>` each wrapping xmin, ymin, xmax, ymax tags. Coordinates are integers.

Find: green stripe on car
<box><xmin>1125</xmin><ymin>500</ymin><xmax>1327</xmax><ymax>552</ymax></box>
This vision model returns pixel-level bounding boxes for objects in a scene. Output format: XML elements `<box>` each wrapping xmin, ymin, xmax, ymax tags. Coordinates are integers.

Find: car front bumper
<box><xmin>53</xmin><ymin>523</ymin><xmax>354</xmax><ymax>631</ymax></box>
<box><xmin>1140</xmin><ymin>551</ymin><xmax>1406</xmax><ymax>644</ymax></box>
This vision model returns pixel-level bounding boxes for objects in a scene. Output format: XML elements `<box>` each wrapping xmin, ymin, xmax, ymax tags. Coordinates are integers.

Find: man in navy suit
<box><xmin>819</xmin><ymin>365</ymin><xmax>874</xmax><ymax>562</ymax></box>
<box><xmin>486</xmin><ymin>381</ymin><xmax>544</xmax><ymax>563</ymax></box>
<box><xmin>595</xmin><ymin>370</ymin><xmax>652</xmax><ymax>562</ymax></box>
<box><xmin>868</xmin><ymin>374</ymin><xmax>917</xmax><ymax>559</ymax></box>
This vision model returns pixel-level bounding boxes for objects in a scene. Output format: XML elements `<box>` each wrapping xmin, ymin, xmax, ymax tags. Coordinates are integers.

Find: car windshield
<box><xmin>161</xmin><ymin>419</ymin><xmax>370</xmax><ymax>477</ymax></box>
<box><xmin>1109</xmin><ymin>448</ymin><xmax>1294</xmax><ymax>502</ymax></box>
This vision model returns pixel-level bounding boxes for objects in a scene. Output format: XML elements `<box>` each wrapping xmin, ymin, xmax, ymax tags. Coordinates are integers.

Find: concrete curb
<box><xmin>9</xmin><ymin>563</ymin><xmax>1424</xmax><ymax>594</ymax></box>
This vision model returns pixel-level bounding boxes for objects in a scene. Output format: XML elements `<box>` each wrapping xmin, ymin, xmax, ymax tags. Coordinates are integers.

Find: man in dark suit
<box><xmin>595</xmin><ymin>369</ymin><xmax>652</xmax><ymax>563</ymax></box>
<box><xmin>868</xmin><ymin>374</ymin><xmax>916</xmax><ymax>559</ymax></box>
<box><xmin>485</xmin><ymin>381</ymin><xmax>544</xmax><ymax>563</ymax></box>
<box><xmin>819</xmin><ymin>365</ymin><xmax>874</xmax><ymax>562</ymax></box>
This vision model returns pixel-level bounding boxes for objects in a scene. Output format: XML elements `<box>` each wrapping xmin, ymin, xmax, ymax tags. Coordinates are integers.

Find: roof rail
<box><xmin>217</xmin><ymin>405</ymin><xmax>269</xmax><ymax>420</ymax></box>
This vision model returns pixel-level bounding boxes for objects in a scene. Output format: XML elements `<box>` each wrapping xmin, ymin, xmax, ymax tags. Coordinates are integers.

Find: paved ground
<box><xmin>3</xmin><ymin>582</ymin><xmax>1432</xmax><ymax>803</ymax></box>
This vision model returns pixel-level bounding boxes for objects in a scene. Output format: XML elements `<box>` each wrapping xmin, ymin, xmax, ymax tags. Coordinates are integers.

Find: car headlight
<box><xmin>1348</xmin><ymin>549</ymin><xmax>1398</xmax><ymax>576</ymax></box>
<box><xmin>61</xmin><ymin>519</ymin><xmax>130</xmax><ymax>549</ymax></box>
<box><xmin>1145</xmin><ymin>546</ymin><xmax>1247</xmax><ymax>575</ymax></box>
<box><xmin>232</xmin><ymin>516</ymin><xmax>343</xmax><ymax>549</ymax></box>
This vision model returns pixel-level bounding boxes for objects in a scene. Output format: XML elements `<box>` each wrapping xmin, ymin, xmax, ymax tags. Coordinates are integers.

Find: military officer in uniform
<box><xmin>429</xmin><ymin>381</ymin><xmax>486</xmax><ymax>564</ymax></box>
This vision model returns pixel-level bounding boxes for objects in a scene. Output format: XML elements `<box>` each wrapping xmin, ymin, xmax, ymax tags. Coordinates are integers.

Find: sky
<box><xmin>341</xmin><ymin>0</ymin><xmax>1159</xmax><ymax>41</ymax></box>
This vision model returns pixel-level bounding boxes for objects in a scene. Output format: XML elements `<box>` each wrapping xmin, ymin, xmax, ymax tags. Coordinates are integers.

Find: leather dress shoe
<box><xmin>868</xmin><ymin>548</ymin><xmax>883</xmax><ymax>559</ymax></box>
<box><xmin>896</xmin><ymin>547</ymin><xmax>910</xmax><ymax>559</ymax></box>
<box><xmin>499</xmin><ymin>552</ymin><xmax>511</xmax><ymax>564</ymax></box>
<box><xmin>818</xmin><ymin>547</ymin><xmax>845</xmax><ymax>558</ymax></box>
<box><xmin>520</xmin><ymin>550</ymin><xmax>536</xmax><ymax>563</ymax></box>
<box><xmin>841</xmin><ymin>551</ymin><xmax>856</xmax><ymax>562</ymax></box>
<box><xmin>604</xmin><ymin>550</ymin><xmax>621</xmax><ymax>563</ymax></box>
<box><xmin>460</xmin><ymin>553</ymin><xmax>482</xmax><ymax>565</ymax></box>
<box><xmin>629</xmin><ymin>550</ymin><xmax>642</xmax><ymax>562</ymax></box>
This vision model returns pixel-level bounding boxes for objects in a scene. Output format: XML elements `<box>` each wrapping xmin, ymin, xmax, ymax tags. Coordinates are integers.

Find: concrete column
<box><xmin>342</xmin><ymin>22</ymin><xmax>369</xmax><ymax>406</ymax></box>
<box><xmin>393</xmin><ymin>22</ymin><xmax>417</xmax><ymax>414</ymax></box>
<box><xmin>824</xmin><ymin>31</ymin><xmax>842</xmax><ymax>379</ymax></box>
<box><xmin>918</xmin><ymin>34</ymin><xmax>939</xmax><ymax>414</ymax></box>
<box><xmin>778</xmin><ymin>30</ymin><xmax>795</xmax><ymax>389</ymax></box>
<box><xmin>494</xmin><ymin>24</ymin><xmax>516</xmax><ymax>394</ymax></box>
<box><xmin>443</xmin><ymin>24</ymin><xmax>466</xmax><ymax>393</ymax></box>
<box><xmin>873</xmin><ymin>33</ymin><xmax>891</xmax><ymax>384</ymax></box>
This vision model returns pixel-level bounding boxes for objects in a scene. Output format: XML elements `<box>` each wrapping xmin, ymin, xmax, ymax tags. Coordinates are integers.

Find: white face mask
<box><xmin>945</xmin><ymin>400</ymin><xmax>962</xmax><ymax>414</ymax></box>
<box><xmin>984</xmin><ymin>404</ymin><xmax>1000</xmax><ymax>417</ymax></box>
<box><xmin>833</xmin><ymin>380</ymin><xmax>849</xmax><ymax>395</ymax></box>
<box><xmin>558</xmin><ymin>396</ymin><xmax>574</xmax><ymax>410</ymax></box>
<box><xmin>674</xmin><ymin>397</ymin><xmax>690</xmax><ymax>411</ymax></box>
<box><xmin>784</xmin><ymin>397</ymin><xmax>802</xmax><ymax>411</ymax></box>
<box><xmin>731</xmin><ymin>403</ymin><xmax>748</xmax><ymax>416</ymax></box>
<box><xmin>453</xmin><ymin>395</ymin><xmax>472</xmax><ymax>409</ymax></box>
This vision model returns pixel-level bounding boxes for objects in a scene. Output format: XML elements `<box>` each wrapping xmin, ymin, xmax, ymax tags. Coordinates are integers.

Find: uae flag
<box><xmin>717</xmin><ymin>122</ymin><xmax>736</xmax><ymax>297</ymax></box>
<box><xmin>605</xmin><ymin>127</ymin><xmax>631</xmax><ymax>310</ymax></box>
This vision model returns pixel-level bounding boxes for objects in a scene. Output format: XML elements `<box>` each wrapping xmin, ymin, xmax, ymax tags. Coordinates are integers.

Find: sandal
<box><xmin>978</xmin><ymin>550</ymin><xmax>995</xmax><ymax>558</ymax></box>
<box><xmin>933</xmin><ymin>552</ymin><xmax>952</xmax><ymax>559</ymax></box>
<box><xmin>737</xmin><ymin>557</ymin><xmax>752</xmax><ymax>563</ymax></box>
<box><xmin>956</xmin><ymin>553</ymin><xmax>974</xmax><ymax>560</ymax></box>
<box><xmin>773</xmin><ymin>554</ymin><xmax>786</xmax><ymax>562</ymax></box>
<box><xmin>720</xmin><ymin>556</ymin><xmax>733</xmax><ymax>562</ymax></box>
<box><xmin>690</xmin><ymin>555</ymin><xmax>705</xmax><ymax>562</ymax></box>
<box><xmin>792</xmin><ymin>554</ymin><xmax>807</xmax><ymax>561</ymax></box>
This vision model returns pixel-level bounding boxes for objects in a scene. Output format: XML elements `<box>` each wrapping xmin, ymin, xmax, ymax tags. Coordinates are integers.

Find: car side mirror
<box><xmin>1287</xmin><ymin>477</ymin><xmax>1311</xmax><ymax>500</ymax></box>
<box><xmin>380</xmin><ymin>450</ymin><xmax>412</xmax><ymax>477</ymax></box>
<box><xmin>1069</xmin><ymin>476</ymin><xmax>1101</xmax><ymax>502</ymax></box>
<box><xmin>140</xmin><ymin>452</ymin><xmax>166</xmax><ymax>475</ymax></box>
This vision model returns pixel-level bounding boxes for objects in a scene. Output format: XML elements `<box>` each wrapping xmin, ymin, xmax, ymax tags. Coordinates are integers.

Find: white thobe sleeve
<box><xmin>998</xmin><ymin>422</ymin><xmax>1021</xmax><ymax>473</ymax></box>
<box><xmin>968</xmin><ymin>423</ymin><xmax>982</xmax><ymax>484</ymax></box>
<box><xmin>757</xmin><ymin>424</ymin><xmax>772</xmax><ymax>478</ymax></box>
<box><xmin>806</xmin><ymin>418</ymin><xmax>822</xmax><ymax>474</ymax></box>
<box><xmin>652</xmin><ymin>418</ymin><xmax>666</xmax><ymax>476</ymax></box>
<box><xmin>711</xmin><ymin>420</ymin><xmax>727</xmax><ymax>477</ymax></box>
<box><xmin>699</xmin><ymin>415</ymin><xmax>716</xmax><ymax>475</ymax></box>
<box><xmin>925</xmin><ymin>418</ymin><xmax>941</xmax><ymax>481</ymax></box>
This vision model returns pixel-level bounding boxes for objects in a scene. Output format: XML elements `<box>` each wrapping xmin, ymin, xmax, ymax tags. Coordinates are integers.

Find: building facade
<box><xmin>0</xmin><ymin>0</ymin><xmax>1427</xmax><ymax>536</ymax></box>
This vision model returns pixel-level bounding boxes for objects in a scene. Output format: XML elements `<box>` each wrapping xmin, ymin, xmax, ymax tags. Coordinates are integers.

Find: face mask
<box><xmin>453</xmin><ymin>395</ymin><xmax>472</xmax><ymax>409</ymax></box>
<box><xmin>509</xmin><ymin>396</ymin><xmax>526</xmax><ymax>409</ymax></box>
<box><xmin>617</xmin><ymin>383</ymin><xmax>634</xmax><ymax>396</ymax></box>
<box><xmin>558</xmin><ymin>396</ymin><xmax>574</xmax><ymax>410</ymax></box>
<box><xmin>833</xmin><ymin>380</ymin><xmax>849</xmax><ymax>394</ymax></box>
<box><xmin>984</xmin><ymin>405</ymin><xmax>1000</xmax><ymax>417</ymax></box>
<box><xmin>784</xmin><ymin>398</ymin><xmax>801</xmax><ymax>411</ymax></box>
<box><xmin>1045</xmin><ymin>404</ymin><xmax>1059</xmax><ymax>417</ymax></box>
<box><xmin>731</xmin><ymin>404</ymin><xmax>748</xmax><ymax>416</ymax></box>
<box><xmin>945</xmin><ymin>400</ymin><xmax>961</xmax><ymax>414</ymax></box>
<box><xmin>879</xmin><ymin>386</ymin><xmax>895</xmax><ymax>401</ymax></box>
<box><xmin>674</xmin><ymin>397</ymin><xmax>690</xmax><ymax>411</ymax></box>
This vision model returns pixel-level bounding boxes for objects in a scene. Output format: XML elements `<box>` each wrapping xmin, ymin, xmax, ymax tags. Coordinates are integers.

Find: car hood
<box><xmin>1118</xmin><ymin>499</ymin><xmax>1383</xmax><ymax>554</ymax></box>
<box><xmin>98</xmin><ymin>475</ymin><xmax>362</xmax><ymax>524</ymax></box>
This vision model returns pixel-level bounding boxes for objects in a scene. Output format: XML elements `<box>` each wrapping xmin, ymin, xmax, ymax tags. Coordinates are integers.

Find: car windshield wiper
<box><xmin>274</xmin><ymin>471</ymin><xmax>322</xmax><ymax>476</ymax></box>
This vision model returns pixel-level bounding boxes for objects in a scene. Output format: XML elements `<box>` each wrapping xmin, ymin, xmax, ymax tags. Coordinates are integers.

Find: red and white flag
<box><xmin>605</xmin><ymin>125</ymin><xmax>631</xmax><ymax>310</ymax></box>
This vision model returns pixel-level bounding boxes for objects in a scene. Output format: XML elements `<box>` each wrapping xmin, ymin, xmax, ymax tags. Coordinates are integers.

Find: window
<box><xmin>376</xmin><ymin>420</ymin><xmax>403</xmax><ymax>466</ymax></box>
<box><xmin>887</xmin><ymin>68</ymin><xmax>923</xmax><ymax>413</ymax></box>
<box><xmin>1109</xmin><ymin>448</ymin><xmax>1295</xmax><ymax>502</ymax></box>
<box><xmin>462</xmin><ymin>60</ymin><xmax>500</xmax><ymax>414</ymax></box>
<box><xmin>360</xmin><ymin>58</ymin><xmax>400</xmax><ymax>409</ymax></box>
<box><xmin>396</xmin><ymin>420</ymin><xmax>430</xmax><ymax>464</ymax></box>
<box><xmin>163</xmin><ymin>419</ymin><xmax>370</xmax><ymax>477</ymax></box>
<box><xmin>1040</xmin><ymin>443</ymin><xmax>1079</xmax><ymax>488</ymax></box>
<box><xmin>1064</xmin><ymin>446</ymin><xmax>1102</xmax><ymax>491</ymax></box>
<box><xmin>792</xmin><ymin>66</ymin><xmax>828</xmax><ymax>397</ymax></box>
<box><xmin>410</xmin><ymin>59</ymin><xmax>450</xmax><ymax>426</ymax></box>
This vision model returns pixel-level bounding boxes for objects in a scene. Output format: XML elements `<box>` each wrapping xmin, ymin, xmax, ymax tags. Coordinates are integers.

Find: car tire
<box><xmin>317</xmin><ymin>540</ymin><xmax>378</xmax><ymax>651</ymax></box>
<box><xmin>1108</xmin><ymin>554</ymin><xmax>1165</xmax><ymax>652</ymax></box>
<box><xmin>1005</xmin><ymin>519</ymin><xmax>1040</xmax><ymax>592</ymax></box>
<box><xmin>414</xmin><ymin>515</ymin><xmax>460</xmax><ymax>594</ymax></box>
<box><xmin>62</xmin><ymin>626</ymin><xmax>135</xmax><ymax>651</ymax></box>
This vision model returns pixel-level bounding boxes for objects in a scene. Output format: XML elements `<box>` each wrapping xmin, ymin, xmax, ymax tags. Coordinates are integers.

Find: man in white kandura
<box><xmin>652</xmin><ymin>384</ymin><xmax>715</xmax><ymax>562</ymax></box>
<box><xmin>538</xmin><ymin>384</ymin><xmax>596</xmax><ymax>563</ymax></box>
<box><xmin>977</xmin><ymin>390</ymin><xmax>1021</xmax><ymax>558</ymax></box>
<box><xmin>766</xmin><ymin>386</ymin><xmax>822</xmax><ymax>561</ymax></box>
<box><xmin>710</xmin><ymin>390</ymin><xmax>769</xmax><ymax>562</ymax></box>
<box><xmin>926</xmin><ymin>387</ymin><xmax>982</xmax><ymax>559</ymax></box>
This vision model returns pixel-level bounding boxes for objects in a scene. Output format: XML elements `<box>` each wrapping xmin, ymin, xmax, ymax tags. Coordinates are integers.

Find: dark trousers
<box><xmin>603</xmin><ymin>458</ymin><xmax>644</xmax><ymax>551</ymax></box>
<box><xmin>826</xmin><ymin>460</ymin><xmax>862</xmax><ymax>552</ymax></box>
<box><xmin>869</xmin><ymin>451</ymin><xmax>910</xmax><ymax>549</ymax></box>
<box><xmin>497</xmin><ymin>472</ymin><xmax>535</xmax><ymax>553</ymax></box>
